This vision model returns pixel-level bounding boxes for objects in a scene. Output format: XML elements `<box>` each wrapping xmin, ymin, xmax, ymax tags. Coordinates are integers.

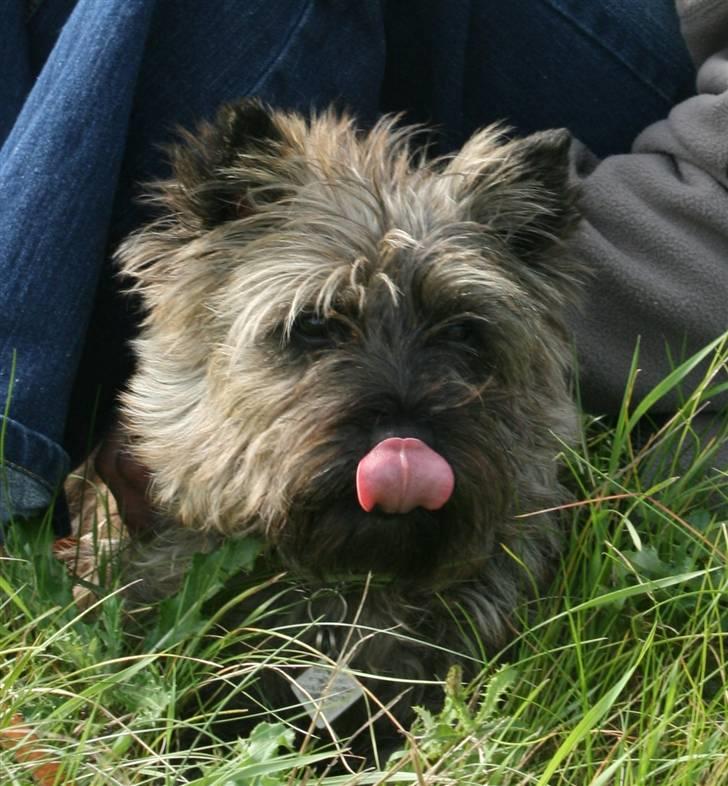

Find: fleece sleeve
<box><xmin>568</xmin><ymin>1</ymin><xmax>728</xmax><ymax>416</ymax></box>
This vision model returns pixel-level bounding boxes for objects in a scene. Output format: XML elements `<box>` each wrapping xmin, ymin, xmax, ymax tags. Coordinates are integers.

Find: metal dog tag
<box><xmin>291</xmin><ymin>664</ymin><xmax>363</xmax><ymax>729</ymax></box>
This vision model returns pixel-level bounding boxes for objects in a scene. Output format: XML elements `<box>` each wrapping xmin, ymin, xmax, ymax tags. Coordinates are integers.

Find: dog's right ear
<box><xmin>163</xmin><ymin>98</ymin><xmax>287</xmax><ymax>229</ymax></box>
<box><xmin>116</xmin><ymin>100</ymin><xmax>290</xmax><ymax>315</ymax></box>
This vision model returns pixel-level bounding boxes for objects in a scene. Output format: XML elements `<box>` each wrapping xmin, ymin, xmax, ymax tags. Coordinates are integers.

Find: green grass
<box><xmin>1</xmin><ymin>335</ymin><xmax>726</xmax><ymax>785</ymax></box>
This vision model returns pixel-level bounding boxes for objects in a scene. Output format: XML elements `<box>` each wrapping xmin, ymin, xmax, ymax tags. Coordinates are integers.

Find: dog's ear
<box><xmin>163</xmin><ymin>98</ymin><xmax>287</xmax><ymax>229</ymax></box>
<box><xmin>448</xmin><ymin>126</ymin><xmax>580</xmax><ymax>275</ymax></box>
<box><xmin>117</xmin><ymin>100</ymin><xmax>291</xmax><ymax>314</ymax></box>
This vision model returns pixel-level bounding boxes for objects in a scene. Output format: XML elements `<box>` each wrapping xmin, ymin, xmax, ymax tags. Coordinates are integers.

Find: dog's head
<box><xmin>118</xmin><ymin>99</ymin><xmax>582</xmax><ymax>583</ymax></box>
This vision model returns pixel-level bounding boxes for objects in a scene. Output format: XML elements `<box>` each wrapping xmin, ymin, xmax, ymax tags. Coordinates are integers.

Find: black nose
<box><xmin>370</xmin><ymin>419</ymin><xmax>435</xmax><ymax>448</ymax></box>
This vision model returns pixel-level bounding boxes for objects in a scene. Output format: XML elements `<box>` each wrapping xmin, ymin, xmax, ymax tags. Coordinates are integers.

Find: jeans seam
<box><xmin>0</xmin><ymin>416</ymin><xmax>69</xmax><ymax>493</ymax></box>
<box><xmin>541</xmin><ymin>0</ymin><xmax>678</xmax><ymax>105</ymax></box>
<box><xmin>248</xmin><ymin>0</ymin><xmax>315</xmax><ymax>97</ymax></box>
<box><xmin>2</xmin><ymin>458</ymin><xmax>57</xmax><ymax>494</ymax></box>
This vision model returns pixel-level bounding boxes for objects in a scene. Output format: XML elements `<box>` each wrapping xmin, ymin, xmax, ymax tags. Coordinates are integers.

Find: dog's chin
<box><xmin>278</xmin><ymin>498</ymin><xmax>454</xmax><ymax>580</ymax></box>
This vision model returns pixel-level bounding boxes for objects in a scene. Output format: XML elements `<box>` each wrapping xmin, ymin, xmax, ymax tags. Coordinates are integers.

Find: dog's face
<box><xmin>118</xmin><ymin>100</ymin><xmax>581</xmax><ymax>584</ymax></box>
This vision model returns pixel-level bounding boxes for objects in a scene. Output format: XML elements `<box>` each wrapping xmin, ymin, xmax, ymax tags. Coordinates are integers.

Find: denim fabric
<box><xmin>0</xmin><ymin>0</ymin><xmax>158</xmax><ymax>529</ymax></box>
<box><xmin>382</xmin><ymin>0</ymin><xmax>694</xmax><ymax>155</ymax></box>
<box><xmin>461</xmin><ymin>0</ymin><xmax>696</xmax><ymax>155</ymax></box>
<box><xmin>0</xmin><ymin>0</ymin><xmax>694</xmax><ymax>534</ymax></box>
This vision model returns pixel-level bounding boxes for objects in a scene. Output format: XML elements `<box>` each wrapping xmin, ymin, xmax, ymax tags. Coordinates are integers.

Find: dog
<box><xmin>68</xmin><ymin>98</ymin><xmax>583</xmax><ymax>759</ymax></box>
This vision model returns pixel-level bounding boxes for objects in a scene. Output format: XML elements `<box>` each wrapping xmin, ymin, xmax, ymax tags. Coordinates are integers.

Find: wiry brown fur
<box><xmin>95</xmin><ymin>99</ymin><xmax>583</xmax><ymax>753</ymax></box>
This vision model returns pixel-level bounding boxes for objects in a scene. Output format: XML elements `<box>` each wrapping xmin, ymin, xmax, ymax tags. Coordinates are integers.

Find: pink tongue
<box><xmin>356</xmin><ymin>437</ymin><xmax>455</xmax><ymax>514</ymax></box>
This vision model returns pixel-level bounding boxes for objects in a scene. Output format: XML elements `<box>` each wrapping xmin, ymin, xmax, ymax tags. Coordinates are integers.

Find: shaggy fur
<box><xmin>80</xmin><ymin>99</ymin><xmax>584</xmax><ymax>754</ymax></box>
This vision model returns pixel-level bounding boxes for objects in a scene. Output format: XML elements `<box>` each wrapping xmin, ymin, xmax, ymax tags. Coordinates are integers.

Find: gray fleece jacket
<box><xmin>571</xmin><ymin>0</ymin><xmax>728</xmax><ymax>418</ymax></box>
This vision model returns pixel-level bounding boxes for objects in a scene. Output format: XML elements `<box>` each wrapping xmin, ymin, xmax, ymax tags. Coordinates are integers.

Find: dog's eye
<box><xmin>290</xmin><ymin>311</ymin><xmax>342</xmax><ymax>348</ymax></box>
<box><xmin>439</xmin><ymin>321</ymin><xmax>477</xmax><ymax>344</ymax></box>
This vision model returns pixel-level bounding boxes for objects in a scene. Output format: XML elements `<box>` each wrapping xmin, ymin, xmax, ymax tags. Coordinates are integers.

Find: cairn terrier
<box><xmin>76</xmin><ymin>98</ymin><xmax>583</xmax><ymax>754</ymax></box>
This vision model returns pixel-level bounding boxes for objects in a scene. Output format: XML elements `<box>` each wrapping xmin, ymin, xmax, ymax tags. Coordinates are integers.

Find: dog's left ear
<box><xmin>117</xmin><ymin>100</ymin><xmax>291</xmax><ymax>310</ymax></box>
<box><xmin>164</xmin><ymin>98</ymin><xmax>288</xmax><ymax>229</ymax></box>
<box><xmin>448</xmin><ymin>126</ymin><xmax>581</xmax><ymax>283</ymax></box>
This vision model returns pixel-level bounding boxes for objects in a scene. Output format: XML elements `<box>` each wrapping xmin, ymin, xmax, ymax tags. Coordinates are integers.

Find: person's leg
<box><xmin>0</xmin><ymin>0</ymin><xmax>157</xmax><ymax>534</ymax></box>
<box><xmin>382</xmin><ymin>0</ymin><xmax>695</xmax><ymax>156</ymax></box>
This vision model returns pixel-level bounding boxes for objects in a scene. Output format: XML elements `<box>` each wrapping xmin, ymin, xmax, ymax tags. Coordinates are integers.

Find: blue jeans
<box><xmin>0</xmin><ymin>0</ymin><xmax>694</xmax><ymax>534</ymax></box>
